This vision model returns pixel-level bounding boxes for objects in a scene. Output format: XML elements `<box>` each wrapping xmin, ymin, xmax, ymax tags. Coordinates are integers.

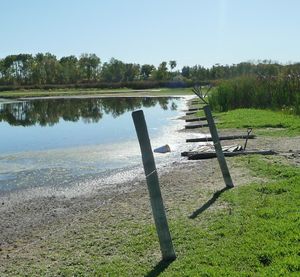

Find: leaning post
<box><xmin>132</xmin><ymin>110</ymin><xmax>176</xmax><ymax>261</ymax></box>
<box><xmin>203</xmin><ymin>105</ymin><xmax>234</xmax><ymax>188</ymax></box>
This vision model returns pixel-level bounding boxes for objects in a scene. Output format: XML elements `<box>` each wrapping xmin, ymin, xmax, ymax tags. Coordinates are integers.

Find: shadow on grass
<box><xmin>189</xmin><ymin>187</ymin><xmax>230</xmax><ymax>219</ymax></box>
<box><xmin>145</xmin><ymin>259</ymin><xmax>175</xmax><ymax>277</ymax></box>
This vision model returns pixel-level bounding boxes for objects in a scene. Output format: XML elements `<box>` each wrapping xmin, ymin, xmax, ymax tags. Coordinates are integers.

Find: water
<box><xmin>0</xmin><ymin>96</ymin><xmax>189</xmax><ymax>196</ymax></box>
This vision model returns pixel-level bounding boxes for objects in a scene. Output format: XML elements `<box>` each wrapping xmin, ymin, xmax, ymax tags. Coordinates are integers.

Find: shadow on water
<box><xmin>145</xmin><ymin>259</ymin><xmax>175</xmax><ymax>277</ymax></box>
<box><xmin>0</xmin><ymin>97</ymin><xmax>178</xmax><ymax>126</ymax></box>
<box><xmin>189</xmin><ymin>187</ymin><xmax>229</xmax><ymax>219</ymax></box>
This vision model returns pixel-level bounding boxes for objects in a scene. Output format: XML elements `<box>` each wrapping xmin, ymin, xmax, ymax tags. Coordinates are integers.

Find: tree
<box><xmin>190</xmin><ymin>65</ymin><xmax>207</xmax><ymax>81</ymax></box>
<box><xmin>1</xmin><ymin>55</ymin><xmax>16</xmax><ymax>84</ymax></box>
<box><xmin>0</xmin><ymin>59</ymin><xmax>4</xmax><ymax>84</ymax></box>
<box><xmin>79</xmin><ymin>53</ymin><xmax>101</xmax><ymax>82</ymax></box>
<box><xmin>30</xmin><ymin>53</ymin><xmax>60</xmax><ymax>84</ymax></box>
<box><xmin>169</xmin><ymin>60</ymin><xmax>177</xmax><ymax>71</ymax></box>
<box><xmin>17</xmin><ymin>54</ymin><xmax>34</xmax><ymax>84</ymax></box>
<box><xmin>154</xmin><ymin>61</ymin><xmax>168</xmax><ymax>80</ymax></box>
<box><xmin>101</xmin><ymin>58</ymin><xmax>125</xmax><ymax>82</ymax></box>
<box><xmin>123</xmin><ymin>63</ymin><xmax>140</xmax><ymax>82</ymax></box>
<box><xmin>181</xmin><ymin>66</ymin><xmax>191</xmax><ymax>79</ymax></box>
<box><xmin>59</xmin><ymin>55</ymin><xmax>79</xmax><ymax>84</ymax></box>
<box><xmin>140</xmin><ymin>64</ymin><xmax>155</xmax><ymax>80</ymax></box>
<box><xmin>0</xmin><ymin>54</ymin><xmax>34</xmax><ymax>85</ymax></box>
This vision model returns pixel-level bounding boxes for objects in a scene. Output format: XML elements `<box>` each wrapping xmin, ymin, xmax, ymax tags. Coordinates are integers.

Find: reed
<box><xmin>209</xmin><ymin>74</ymin><xmax>300</xmax><ymax>114</ymax></box>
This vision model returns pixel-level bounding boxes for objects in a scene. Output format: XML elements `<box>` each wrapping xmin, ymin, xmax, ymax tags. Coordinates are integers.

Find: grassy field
<box><xmin>0</xmin><ymin>88</ymin><xmax>193</xmax><ymax>99</ymax></box>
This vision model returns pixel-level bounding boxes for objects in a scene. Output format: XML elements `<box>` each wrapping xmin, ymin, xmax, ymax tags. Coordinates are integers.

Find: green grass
<box><xmin>3</xmin><ymin>156</ymin><xmax>300</xmax><ymax>276</ymax></box>
<box><xmin>0</xmin><ymin>88</ymin><xmax>192</xmax><ymax>98</ymax></box>
<box><xmin>208</xmin><ymin>108</ymin><xmax>300</xmax><ymax>136</ymax></box>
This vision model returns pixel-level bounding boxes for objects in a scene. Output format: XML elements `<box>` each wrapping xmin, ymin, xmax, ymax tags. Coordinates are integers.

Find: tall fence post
<box><xmin>132</xmin><ymin>110</ymin><xmax>176</xmax><ymax>261</ymax></box>
<box><xmin>203</xmin><ymin>105</ymin><xmax>234</xmax><ymax>188</ymax></box>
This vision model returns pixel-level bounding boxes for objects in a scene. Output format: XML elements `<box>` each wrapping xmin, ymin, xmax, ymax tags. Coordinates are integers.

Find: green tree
<box><xmin>140</xmin><ymin>64</ymin><xmax>155</xmax><ymax>80</ymax></box>
<box><xmin>154</xmin><ymin>61</ymin><xmax>168</xmax><ymax>80</ymax></box>
<box><xmin>190</xmin><ymin>65</ymin><xmax>207</xmax><ymax>81</ymax></box>
<box><xmin>1</xmin><ymin>55</ymin><xmax>16</xmax><ymax>84</ymax></box>
<box><xmin>123</xmin><ymin>63</ymin><xmax>140</xmax><ymax>81</ymax></box>
<box><xmin>59</xmin><ymin>55</ymin><xmax>79</xmax><ymax>84</ymax></box>
<box><xmin>169</xmin><ymin>60</ymin><xmax>177</xmax><ymax>71</ymax></box>
<box><xmin>31</xmin><ymin>53</ymin><xmax>60</xmax><ymax>84</ymax></box>
<box><xmin>181</xmin><ymin>66</ymin><xmax>191</xmax><ymax>79</ymax></box>
<box><xmin>79</xmin><ymin>53</ymin><xmax>101</xmax><ymax>82</ymax></box>
<box><xmin>101</xmin><ymin>58</ymin><xmax>125</xmax><ymax>82</ymax></box>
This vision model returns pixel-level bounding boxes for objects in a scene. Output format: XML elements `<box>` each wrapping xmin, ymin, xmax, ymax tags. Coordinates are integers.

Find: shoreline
<box><xmin>1</xmin><ymin>96</ymin><xmax>300</xmax><ymax>274</ymax></box>
<box><xmin>0</xmin><ymin>95</ymin><xmax>192</xmax><ymax>249</ymax></box>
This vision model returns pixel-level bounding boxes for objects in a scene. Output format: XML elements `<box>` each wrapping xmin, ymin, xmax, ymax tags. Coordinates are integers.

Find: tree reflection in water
<box><xmin>0</xmin><ymin>97</ymin><xmax>178</xmax><ymax>127</ymax></box>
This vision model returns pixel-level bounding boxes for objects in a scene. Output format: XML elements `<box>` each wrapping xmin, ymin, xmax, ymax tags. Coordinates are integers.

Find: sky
<box><xmin>1</xmin><ymin>0</ymin><xmax>300</xmax><ymax>68</ymax></box>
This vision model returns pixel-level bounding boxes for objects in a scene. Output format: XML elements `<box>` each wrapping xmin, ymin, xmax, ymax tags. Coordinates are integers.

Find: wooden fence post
<box><xmin>132</xmin><ymin>110</ymin><xmax>176</xmax><ymax>261</ymax></box>
<box><xmin>203</xmin><ymin>105</ymin><xmax>234</xmax><ymax>188</ymax></box>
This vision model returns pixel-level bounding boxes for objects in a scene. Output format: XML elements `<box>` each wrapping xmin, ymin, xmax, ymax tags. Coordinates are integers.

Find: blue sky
<box><xmin>1</xmin><ymin>0</ymin><xmax>300</xmax><ymax>68</ymax></box>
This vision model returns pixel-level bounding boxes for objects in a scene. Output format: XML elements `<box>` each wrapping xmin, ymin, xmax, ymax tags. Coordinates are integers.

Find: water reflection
<box><xmin>0</xmin><ymin>97</ymin><xmax>178</xmax><ymax>126</ymax></box>
<box><xmin>0</xmin><ymin>96</ymin><xmax>185</xmax><ymax>194</ymax></box>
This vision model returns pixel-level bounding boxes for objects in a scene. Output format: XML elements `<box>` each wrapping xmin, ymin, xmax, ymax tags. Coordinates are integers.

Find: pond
<box><xmin>0</xmin><ymin>96</ymin><xmax>188</xmax><ymax>197</ymax></box>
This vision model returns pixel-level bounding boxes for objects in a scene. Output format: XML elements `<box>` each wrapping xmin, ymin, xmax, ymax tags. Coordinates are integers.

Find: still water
<box><xmin>0</xmin><ymin>97</ymin><xmax>187</xmax><ymax>196</ymax></box>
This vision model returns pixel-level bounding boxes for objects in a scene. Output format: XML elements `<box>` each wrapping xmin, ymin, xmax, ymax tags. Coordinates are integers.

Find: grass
<box><xmin>0</xmin><ymin>88</ymin><xmax>193</xmax><ymax>98</ymax></box>
<box><xmin>199</xmin><ymin>108</ymin><xmax>300</xmax><ymax>136</ymax></box>
<box><xmin>3</xmin><ymin>156</ymin><xmax>300</xmax><ymax>276</ymax></box>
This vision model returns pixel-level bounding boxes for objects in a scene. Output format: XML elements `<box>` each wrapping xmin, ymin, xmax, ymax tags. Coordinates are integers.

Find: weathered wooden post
<box><xmin>203</xmin><ymin>105</ymin><xmax>234</xmax><ymax>188</ymax></box>
<box><xmin>132</xmin><ymin>110</ymin><xmax>176</xmax><ymax>261</ymax></box>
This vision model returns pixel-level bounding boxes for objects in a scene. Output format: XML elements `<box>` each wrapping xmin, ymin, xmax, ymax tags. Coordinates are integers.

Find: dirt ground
<box><xmin>0</xmin><ymin>99</ymin><xmax>299</xmax><ymax>273</ymax></box>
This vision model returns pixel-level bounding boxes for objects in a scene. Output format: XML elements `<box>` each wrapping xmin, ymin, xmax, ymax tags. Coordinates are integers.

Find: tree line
<box><xmin>1</xmin><ymin>53</ymin><xmax>300</xmax><ymax>89</ymax></box>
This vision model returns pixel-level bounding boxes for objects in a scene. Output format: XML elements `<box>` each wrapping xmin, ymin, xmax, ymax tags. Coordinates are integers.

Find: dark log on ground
<box><xmin>185</xmin><ymin>123</ymin><xmax>209</xmax><ymax>129</ymax></box>
<box><xmin>186</xmin><ymin>134</ymin><xmax>256</xmax><ymax>142</ymax></box>
<box><xmin>185</xmin><ymin>116</ymin><xmax>209</xmax><ymax>122</ymax></box>
<box><xmin>184</xmin><ymin>108</ymin><xmax>204</xmax><ymax>113</ymax></box>
<box><xmin>185</xmin><ymin>108</ymin><xmax>203</xmax><ymax>115</ymax></box>
<box><xmin>191</xmin><ymin>101</ymin><xmax>205</xmax><ymax>105</ymax></box>
<box><xmin>181</xmin><ymin>150</ymin><xmax>277</xmax><ymax>160</ymax></box>
<box><xmin>185</xmin><ymin>111</ymin><xmax>197</xmax><ymax>116</ymax></box>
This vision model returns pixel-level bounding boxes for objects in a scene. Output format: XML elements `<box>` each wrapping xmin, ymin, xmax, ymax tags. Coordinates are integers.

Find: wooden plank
<box><xmin>185</xmin><ymin>116</ymin><xmax>209</xmax><ymax>122</ymax></box>
<box><xmin>185</xmin><ymin>111</ymin><xmax>197</xmax><ymax>115</ymax></box>
<box><xmin>185</xmin><ymin>108</ymin><xmax>204</xmax><ymax>115</ymax></box>
<box><xmin>186</xmin><ymin>134</ymin><xmax>256</xmax><ymax>142</ymax></box>
<box><xmin>188</xmin><ymin>107</ymin><xmax>201</xmax><ymax>111</ymax></box>
<box><xmin>182</xmin><ymin>150</ymin><xmax>277</xmax><ymax>160</ymax></box>
<box><xmin>184</xmin><ymin>108</ymin><xmax>204</xmax><ymax>112</ymax></box>
<box><xmin>185</xmin><ymin>123</ymin><xmax>209</xmax><ymax>129</ymax></box>
<box><xmin>191</xmin><ymin>100</ymin><xmax>205</xmax><ymax>105</ymax></box>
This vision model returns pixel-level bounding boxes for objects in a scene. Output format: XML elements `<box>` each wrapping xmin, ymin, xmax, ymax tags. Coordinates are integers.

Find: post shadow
<box><xmin>145</xmin><ymin>259</ymin><xmax>175</xmax><ymax>277</ymax></box>
<box><xmin>189</xmin><ymin>187</ymin><xmax>229</xmax><ymax>219</ymax></box>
